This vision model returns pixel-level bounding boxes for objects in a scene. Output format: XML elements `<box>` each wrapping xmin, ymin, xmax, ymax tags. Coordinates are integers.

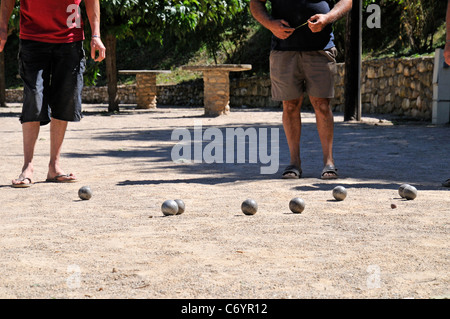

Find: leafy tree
<box><xmin>88</xmin><ymin>0</ymin><xmax>249</xmax><ymax>112</ymax></box>
<box><xmin>190</xmin><ymin>0</ymin><xmax>250</xmax><ymax>64</ymax></box>
<box><xmin>362</xmin><ymin>0</ymin><xmax>447</xmax><ymax>56</ymax></box>
<box><xmin>85</xmin><ymin>0</ymin><xmax>163</xmax><ymax>113</ymax></box>
<box><xmin>2</xmin><ymin>0</ymin><xmax>448</xmax><ymax>110</ymax></box>
<box><xmin>397</xmin><ymin>0</ymin><xmax>446</xmax><ymax>54</ymax></box>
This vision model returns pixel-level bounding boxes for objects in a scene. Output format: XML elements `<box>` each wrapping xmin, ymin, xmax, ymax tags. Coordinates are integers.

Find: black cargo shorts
<box><xmin>18</xmin><ymin>39</ymin><xmax>86</xmax><ymax>125</ymax></box>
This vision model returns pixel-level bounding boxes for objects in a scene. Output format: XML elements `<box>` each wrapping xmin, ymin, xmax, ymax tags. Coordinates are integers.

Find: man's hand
<box><xmin>85</xmin><ymin>0</ymin><xmax>104</xmax><ymax>61</ymax></box>
<box><xmin>90</xmin><ymin>37</ymin><xmax>106</xmax><ymax>62</ymax></box>
<box><xmin>269</xmin><ymin>19</ymin><xmax>295</xmax><ymax>40</ymax></box>
<box><xmin>308</xmin><ymin>0</ymin><xmax>352</xmax><ymax>33</ymax></box>
<box><xmin>308</xmin><ymin>14</ymin><xmax>330</xmax><ymax>33</ymax></box>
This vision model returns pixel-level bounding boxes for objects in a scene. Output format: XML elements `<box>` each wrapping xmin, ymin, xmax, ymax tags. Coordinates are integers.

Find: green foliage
<box><xmin>97</xmin><ymin>0</ymin><xmax>164</xmax><ymax>40</ymax></box>
<box><xmin>7</xmin><ymin>1</ymin><xmax>20</xmax><ymax>34</ymax></box>
<box><xmin>397</xmin><ymin>0</ymin><xmax>447</xmax><ymax>53</ymax></box>
<box><xmin>2</xmin><ymin>0</ymin><xmax>448</xmax><ymax>88</ymax></box>
<box><xmin>362</xmin><ymin>0</ymin><xmax>403</xmax><ymax>57</ymax></box>
<box><xmin>194</xmin><ymin>1</ymin><xmax>252</xmax><ymax>64</ymax></box>
<box><xmin>80</xmin><ymin>0</ymin><xmax>251</xmax><ymax>85</ymax></box>
<box><xmin>362</xmin><ymin>0</ymin><xmax>447</xmax><ymax>57</ymax></box>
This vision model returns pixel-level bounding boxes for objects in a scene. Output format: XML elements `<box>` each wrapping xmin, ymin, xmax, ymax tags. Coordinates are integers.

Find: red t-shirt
<box><xmin>20</xmin><ymin>0</ymin><xmax>85</xmax><ymax>43</ymax></box>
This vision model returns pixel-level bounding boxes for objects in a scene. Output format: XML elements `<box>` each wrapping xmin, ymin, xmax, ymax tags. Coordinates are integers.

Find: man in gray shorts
<box><xmin>0</xmin><ymin>0</ymin><xmax>106</xmax><ymax>187</ymax></box>
<box><xmin>250</xmin><ymin>0</ymin><xmax>352</xmax><ymax>179</ymax></box>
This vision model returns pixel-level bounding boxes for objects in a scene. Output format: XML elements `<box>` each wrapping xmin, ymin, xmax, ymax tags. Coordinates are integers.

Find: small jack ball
<box><xmin>289</xmin><ymin>197</ymin><xmax>305</xmax><ymax>214</ymax></box>
<box><xmin>332</xmin><ymin>186</ymin><xmax>347</xmax><ymax>201</ymax></box>
<box><xmin>241</xmin><ymin>199</ymin><xmax>258</xmax><ymax>215</ymax></box>
<box><xmin>174</xmin><ymin>199</ymin><xmax>185</xmax><ymax>215</ymax></box>
<box><xmin>161</xmin><ymin>200</ymin><xmax>178</xmax><ymax>216</ymax></box>
<box><xmin>403</xmin><ymin>185</ymin><xmax>417</xmax><ymax>200</ymax></box>
<box><xmin>78</xmin><ymin>186</ymin><xmax>92</xmax><ymax>200</ymax></box>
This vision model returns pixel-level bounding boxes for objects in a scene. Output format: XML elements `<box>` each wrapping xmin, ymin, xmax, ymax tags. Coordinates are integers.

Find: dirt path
<box><xmin>0</xmin><ymin>104</ymin><xmax>448</xmax><ymax>299</ymax></box>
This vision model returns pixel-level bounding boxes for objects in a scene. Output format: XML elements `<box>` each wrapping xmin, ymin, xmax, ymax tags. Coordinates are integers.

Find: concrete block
<box><xmin>432</xmin><ymin>101</ymin><xmax>450</xmax><ymax>124</ymax></box>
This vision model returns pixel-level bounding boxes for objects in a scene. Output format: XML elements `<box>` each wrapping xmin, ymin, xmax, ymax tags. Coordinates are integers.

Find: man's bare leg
<box><xmin>282</xmin><ymin>97</ymin><xmax>303</xmax><ymax>177</ymax></box>
<box><xmin>12</xmin><ymin>122</ymin><xmax>40</xmax><ymax>186</ymax></box>
<box><xmin>310</xmin><ymin>96</ymin><xmax>337</xmax><ymax>178</ymax></box>
<box><xmin>47</xmin><ymin>118</ymin><xmax>76</xmax><ymax>182</ymax></box>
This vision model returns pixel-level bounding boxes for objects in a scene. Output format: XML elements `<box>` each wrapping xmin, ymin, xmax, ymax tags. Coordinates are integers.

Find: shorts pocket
<box><xmin>320</xmin><ymin>47</ymin><xmax>337</xmax><ymax>63</ymax></box>
<box><xmin>320</xmin><ymin>47</ymin><xmax>337</xmax><ymax>75</ymax></box>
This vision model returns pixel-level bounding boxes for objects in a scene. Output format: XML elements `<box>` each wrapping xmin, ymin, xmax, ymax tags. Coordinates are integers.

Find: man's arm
<box><xmin>0</xmin><ymin>0</ymin><xmax>16</xmax><ymax>52</ymax></box>
<box><xmin>84</xmin><ymin>0</ymin><xmax>106</xmax><ymax>62</ymax></box>
<box><xmin>445</xmin><ymin>0</ymin><xmax>450</xmax><ymax>65</ymax></box>
<box><xmin>308</xmin><ymin>0</ymin><xmax>352</xmax><ymax>33</ymax></box>
<box><xmin>249</xmin><ymin>0</ymin><xmax>295</xmax><ymax>40</ymax></box>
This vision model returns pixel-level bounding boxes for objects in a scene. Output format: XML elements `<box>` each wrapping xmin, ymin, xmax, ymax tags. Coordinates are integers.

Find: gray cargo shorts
<box><xmin>270</xmin><ymin>47</ymin><xmax>337</xmax><ymax>101</ymax></box>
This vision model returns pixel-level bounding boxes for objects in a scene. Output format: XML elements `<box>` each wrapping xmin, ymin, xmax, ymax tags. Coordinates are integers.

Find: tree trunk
<box><xmin>0</xmin><ymin>51</ymin><xmax>6</xmax><ymax>107</ymax></box>
<box><xmin>344</xmin><ymin>0</ymin><xmax>362</xmax><ymax>121</ymax></box>
<box><xmin>105</xmin><ymin>33</ymin><xmax>119</xmax><ymax>113</ymax></box>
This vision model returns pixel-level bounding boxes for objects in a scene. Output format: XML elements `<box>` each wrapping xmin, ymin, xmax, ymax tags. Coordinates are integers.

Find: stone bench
<box><xmin>119</xmin><ymin>70</ymin><xmax>171</xmax><ymax>109</ymax></box>
<box><xmin>181</xmin><ymin>64</ymin><xmax>252</xmax><ymax>116</ymax></box>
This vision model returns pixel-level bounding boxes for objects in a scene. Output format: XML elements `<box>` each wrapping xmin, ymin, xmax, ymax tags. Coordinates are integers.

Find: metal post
<box><xmin>344</xmin><ymin>0</ymin><xmax>362</xmax><ymax>121</ymax></box>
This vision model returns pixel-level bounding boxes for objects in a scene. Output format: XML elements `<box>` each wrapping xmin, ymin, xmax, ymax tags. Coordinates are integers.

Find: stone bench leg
<box><xmin>203</xmin><ymin>70</ymin><xmax>230</xmax><ymax>116</ymax></box>
<box><xmin>136</xmin><ymin>73</ymin><xmax>157</xmax><ymax>109</ymax></box>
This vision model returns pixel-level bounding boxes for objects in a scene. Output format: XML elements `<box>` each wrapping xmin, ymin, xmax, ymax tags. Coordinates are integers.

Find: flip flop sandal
<box><xmin>11</xmin><ymin>177</ymin><xmax>33</xmax><ymax>188</ymax></box>
<box><xmin>282</xmin><ymin>165</ymin><xmax>302</xmax><ymax>179</ymax></box>
<box><xmin>321</xmin><ymin>164</ymin><xmax>339</xmax><ymax>180</ymax></box>
<box><xmin>45</xmin><ymin>174</ymin><xmax>78</xmax><ymax>183</ymax></box>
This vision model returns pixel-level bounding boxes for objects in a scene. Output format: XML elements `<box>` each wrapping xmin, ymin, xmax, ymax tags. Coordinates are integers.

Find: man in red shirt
<box><xmin>0</xmin><ymin>0</ymin><xmax>106</xmax><ymax>187</ymax></box>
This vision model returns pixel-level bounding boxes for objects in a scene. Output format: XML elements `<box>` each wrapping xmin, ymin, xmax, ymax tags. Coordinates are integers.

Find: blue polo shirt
<box><xmin>269</xmin><ymin>0</ymin><xmax>335</xmax><ymax>51</ymax></box>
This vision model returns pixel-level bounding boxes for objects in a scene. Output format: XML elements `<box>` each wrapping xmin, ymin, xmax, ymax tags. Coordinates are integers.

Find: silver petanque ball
<box><xmin>403</xmin><ymin>185</ymin><xmax>417</xmax><ymax>200</ymax></box>
<box><xmin>174</xmin><ymin>199</ymin><xmax>185</xmax><ymax>215</ymax></box>
<box><xmin>289</xmin><ymin>197</ymin><xmax>306</xmax><ymax>214</ymax></box>
<box><xmin>241</xmin><ymin>199</ymin><xmax>258</xmax><ymax>215</ymax></box>
<box><xmin>161</xmin><ymin>200</ymin><xmax>179</xmax><ymax>216</ymax></box>
<box><xmin>332</xmin><ymin>186</ymin><xmax>347</xmax><ymax>201</ymax></box>
<box><xmin>398</xmin><ymin>184</ymin><xmax>410</xmax><ymax>198</ymax></box>
<box><xmin>78</xmin><ymin>186</ymin><xmax>92</xmax><ymax>200</ymax></box>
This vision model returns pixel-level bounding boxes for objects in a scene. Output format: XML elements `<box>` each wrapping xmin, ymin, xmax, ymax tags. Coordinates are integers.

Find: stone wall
<box><xmin>230</xmin><ymin>76</ymin><xmax>281</xmax><ymax>109</ymax></box>
<box><xmin>81</xmin><ymin>85</ymin><xmax>136</xmax><ymax>104</ymax></box>
<box><xmin>5</xmin><ymin>56</ymin><xmax>435</xmax><ymax>120</ymax></box>
<box><xmin>157</xmin><ymin>79</ymin><xmax>203</xmax><ymax>106</ymax></box>
<box><xmin>5</xmin><ymin>88</ymin><xmax>22</xmax><ymax>103</ymax></box>
<box><xmin>332</xmin><ymin>57</ymin><xmax>434</xmax><ymax>119</ymax></box>
<box><xmin>6</xmin><ymin>85</ymin><xmax>138</xmax><ymax>105</ymax></box>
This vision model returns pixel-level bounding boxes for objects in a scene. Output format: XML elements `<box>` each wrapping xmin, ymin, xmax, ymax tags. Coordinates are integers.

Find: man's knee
<box><xmin>283</xmin><ymin>98</ymin><xmax>303</xmax><ymax>114</ymax></box>
<box><xmin>310</xmin><ymin>97</ymin><xmax>331</xmax><ymax>114</ymax></box>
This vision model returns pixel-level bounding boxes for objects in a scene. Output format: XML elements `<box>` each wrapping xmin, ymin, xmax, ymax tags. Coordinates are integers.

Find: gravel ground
<box><xmin>0</xmin><ymin>104</ymin><xmax>448</xmax><ymax>299</ymax></box>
